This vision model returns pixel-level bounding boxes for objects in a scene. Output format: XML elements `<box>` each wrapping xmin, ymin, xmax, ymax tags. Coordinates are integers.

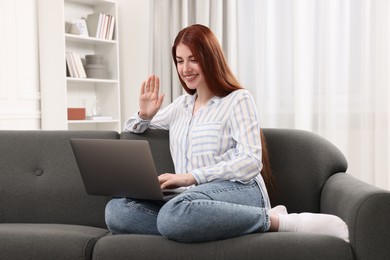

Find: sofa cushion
<box><xmin>92</xmin><ymin>233</ymin><xmax>353</xmax><ymax>260</ymax></box>
<box><xmin>0</xmin><ymin>130</ymin><xmax>118</xmax><ymax>228</ymax></box>
<box><xmin>0</xmin><ymin>224</ymin><xmax>108</xmax><ymax>260</ymax></box>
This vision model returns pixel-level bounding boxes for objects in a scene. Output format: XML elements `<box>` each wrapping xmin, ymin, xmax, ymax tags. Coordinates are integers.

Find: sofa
<box><xmin>0</xmin><ymin>129</ymin><xmax>389</xmax><ymax>260</ymax></box>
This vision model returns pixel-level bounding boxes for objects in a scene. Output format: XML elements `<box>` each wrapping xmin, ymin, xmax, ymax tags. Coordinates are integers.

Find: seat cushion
<box><xmin>0</xmin><ymin>224</ymin><xmax>108</xmax><ymax>260</ymax></box>
<box><xmin>92</xmin><ymin>233</ymin><xmax>353</xmax><ymax>260</ymax></box>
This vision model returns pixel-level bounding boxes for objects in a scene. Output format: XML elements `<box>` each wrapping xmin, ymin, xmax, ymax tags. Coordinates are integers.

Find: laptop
<box><xmin>70</xmin><ymin>138</ymin><xmax>185</xmax><ymax>201</ymax></box>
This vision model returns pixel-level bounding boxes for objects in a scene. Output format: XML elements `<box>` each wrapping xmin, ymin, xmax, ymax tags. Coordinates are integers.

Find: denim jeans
<box><xmin>105</xmin><ymin>180</ymin><xmax>270</xmax><ymax>242</ymax></box>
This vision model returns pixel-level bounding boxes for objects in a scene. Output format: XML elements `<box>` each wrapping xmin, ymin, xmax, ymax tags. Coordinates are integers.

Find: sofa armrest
<box><xmin>321</xmin><ymin>173</ymin><xmax>390</xmax><ymax>260</ymax></box>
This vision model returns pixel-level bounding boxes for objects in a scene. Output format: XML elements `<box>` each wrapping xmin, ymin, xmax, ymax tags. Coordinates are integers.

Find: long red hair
<box><xmin>260</xmin><ymin>129</ymin><xmax>276</xmax><ymax>201</ymax></box>
<box><xmin>172</xmin><ymin>24</ymin><xmax>241</xmax><ymax>96</ymax></box>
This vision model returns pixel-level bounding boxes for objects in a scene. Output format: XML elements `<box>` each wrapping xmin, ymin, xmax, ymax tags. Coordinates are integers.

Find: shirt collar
<box><xmin>186</xmin><ymin>93</ymin><xmax>222</xmax><ymax>106</ymax></box>
<box><xmin>209</xmin><ymin>95</ymin><xmax>222</xmax><ymax>104</ymax></box>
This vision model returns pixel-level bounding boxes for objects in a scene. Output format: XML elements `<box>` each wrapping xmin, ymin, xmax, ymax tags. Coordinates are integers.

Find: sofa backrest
<box><xmin>0</xmin><ymin>130</ymin><xmax>118</xmax><ymax>228</ymax></box>
<box><xmin>0</xmin><ymin>128</ymin><xmax>348</xmax><ymax>227</ymax></box>
<box><xmin>262</xmin><ymin>128</ymin><xmax>348</xmax><ymax>213</ymax></box>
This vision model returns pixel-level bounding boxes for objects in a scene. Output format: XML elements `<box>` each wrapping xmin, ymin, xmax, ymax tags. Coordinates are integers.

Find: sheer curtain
<box><xmin>149</xmin><ymin>0</ymin><xmax>390</xmax><ymax>190</ymax></box>
<box><xmin>239</xmin><ymin>0</ymin><xmax>389</xmax><ymax>190</ymax></box>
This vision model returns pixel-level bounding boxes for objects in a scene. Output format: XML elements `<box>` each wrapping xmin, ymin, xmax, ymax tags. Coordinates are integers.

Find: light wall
<box><xmin>0</xmin><ymin>0</ymin><xmax>41</xmax><ymax>130</ymax></box>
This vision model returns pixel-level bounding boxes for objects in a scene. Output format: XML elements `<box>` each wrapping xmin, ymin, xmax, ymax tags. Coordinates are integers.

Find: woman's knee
<box><xmin>105</xmin><ymin>198</ymin><xmax>125</xmax><ymax>233</ymax></box>
<box><xmin>105</xmin><ymin>198</ymin><xmax>120</xmax><ymax>222</ymax></box>
<box><xmin>106</xmin><ymin>198</ymin><xmax>163</xmax><ymax>235</ymax></box>
<box><xmin>156</xmin><ymin>206</ymin><xmax>184</xmax><ymax>241</ymax></box>
<box><xmin>156</xmin><ymin>197</ymin><xmax>196</xmax><ymax>242</ymax></box>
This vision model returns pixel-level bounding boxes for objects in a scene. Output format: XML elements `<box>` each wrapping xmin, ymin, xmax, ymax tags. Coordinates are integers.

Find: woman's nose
<box><xmin>183</xmin><ymin>62</ymin><xmax>191</xmax><ymax>72</ymax></box>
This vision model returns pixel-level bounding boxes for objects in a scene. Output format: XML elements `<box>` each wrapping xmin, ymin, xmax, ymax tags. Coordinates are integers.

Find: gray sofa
<box><xmin>0</xmin><ymin>129</ymin><xmax>389</xmax><ymax>260</ymax></box>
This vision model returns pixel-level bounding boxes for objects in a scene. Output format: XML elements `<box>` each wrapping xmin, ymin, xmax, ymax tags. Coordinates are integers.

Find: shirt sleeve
<box><xmin>191</xmin><ymin>90</ymin><xmax>263</xmax><ymax>184</ymax></box>
<box><xmin>123</xmin><ymin>112</ymin><xmax>152</xmax><ymax>133</ymax></box>
<box><xmin>123</xmin><ymin>96</ymin><xmax>182</xmax><ymax>133</ymax></box>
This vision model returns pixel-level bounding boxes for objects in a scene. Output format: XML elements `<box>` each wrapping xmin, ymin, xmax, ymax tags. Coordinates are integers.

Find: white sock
<box><xmin>278</xmin><ymin>213</ymin><xmax>349</xmax><ymax>243</ymax></box>
<box><xmin>268</xmin><ymin>205</ymin><xmax>288</xmax><ymax>215</ymax></box>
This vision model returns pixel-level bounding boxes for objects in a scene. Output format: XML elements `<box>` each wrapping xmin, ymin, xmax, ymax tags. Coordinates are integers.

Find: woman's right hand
<box><xmin>138</xmin><ymin>75</ymin><xmax>165</xmax><ymax>120</ymax></box>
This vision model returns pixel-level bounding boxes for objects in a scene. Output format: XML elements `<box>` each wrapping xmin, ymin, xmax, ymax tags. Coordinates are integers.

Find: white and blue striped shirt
<box><xmin>124</xmin><ymin>89</ymin><xmax>270</xmax><ymax>209</ymax></box>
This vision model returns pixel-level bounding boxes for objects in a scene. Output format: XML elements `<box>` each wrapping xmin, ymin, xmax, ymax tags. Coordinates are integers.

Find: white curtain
<box><xmin>149</xmin><ymin>0</ymin><xmax>390</xmax><ymax>190</ymax></box>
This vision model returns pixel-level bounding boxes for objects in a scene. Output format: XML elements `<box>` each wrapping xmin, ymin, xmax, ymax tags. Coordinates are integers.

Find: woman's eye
<box><xmin>177</xmin><ymin>60</ymin><xmax>183</xmax><ymax>64</ymax></box>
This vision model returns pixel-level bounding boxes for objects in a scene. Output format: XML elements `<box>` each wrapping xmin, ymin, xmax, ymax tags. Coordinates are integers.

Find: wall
<box><xmin>0</xmin><ymin>0</ymin><xmax>41</xmax><ymax>130</ymax></box>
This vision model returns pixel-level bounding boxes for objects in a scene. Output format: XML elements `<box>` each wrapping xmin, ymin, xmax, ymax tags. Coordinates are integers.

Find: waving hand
<box><xmin>138</xmin><ymin>75</ymin><xmax>165</xmax><ymax>120</ymax></box>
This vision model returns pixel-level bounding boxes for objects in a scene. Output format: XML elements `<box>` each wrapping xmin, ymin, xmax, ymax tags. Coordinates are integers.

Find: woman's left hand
<box><xmin>158</xmin><ymin>173</ymin><xmax>197</xmax><ymax>189</ymax></box>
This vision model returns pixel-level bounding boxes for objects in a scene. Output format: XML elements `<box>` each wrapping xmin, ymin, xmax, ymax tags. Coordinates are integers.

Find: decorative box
<box><xmin>67</xmin><ymin>108</ymin><xmax>86</xmax><ymax>120</ymax></box>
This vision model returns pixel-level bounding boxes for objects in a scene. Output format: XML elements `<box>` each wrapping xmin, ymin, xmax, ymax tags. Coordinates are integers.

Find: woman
<box><xmin>105</xmin><ymin>24</ymin><xmax>349</xmax><ymax>243</ymax></box>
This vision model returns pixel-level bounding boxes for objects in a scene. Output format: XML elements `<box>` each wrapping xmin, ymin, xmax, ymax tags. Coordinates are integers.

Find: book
<box><xmin>108</xmin><ymin>16</ymin><xmax>116</xmax><ymax>40</ymax></box>
<box><xmin>65</xmin><ymin>51</ymin><xmax>86</xmax><ymax>78</ymax></box>
<box><xmin>72</xmin><ymin>52</ymin><xmax>87</xmax><ymax>78</ymax></box>
<box><xmin>86</xmin><ymin>13</ymin><xmax>115</xmax><ymax>40</ymax></box>
<box><xmin>66</xmin><ymin>52</ymin><xmax>76</xmax><ymax>77</ymax></box>
<box><xmin>100</xmin><ymin>14</ymin><xmax>109</xmax><ymax>39</ymax></box>
<box><xmin>86</xmin><ymin>13</ymin><xmax>103</xmax><ymax>38</ymax></box>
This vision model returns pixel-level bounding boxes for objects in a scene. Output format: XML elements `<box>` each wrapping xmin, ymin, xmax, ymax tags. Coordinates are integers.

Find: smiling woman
<box><xmin>105</xmin><ymin>24</ymin><xmax>349</xmax><ymax>244</ymax></box>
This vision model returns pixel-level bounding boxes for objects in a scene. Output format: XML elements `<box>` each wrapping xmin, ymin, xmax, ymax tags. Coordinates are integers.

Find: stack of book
<box><xmin>66</xmin><ymin>51</ymin><xmax>86</xmax><ymax>78</ymax></box>
<box><xmin>86</xmin><ymin>13</ymin><xmax>116</xmax><ymax>40</ymax></box>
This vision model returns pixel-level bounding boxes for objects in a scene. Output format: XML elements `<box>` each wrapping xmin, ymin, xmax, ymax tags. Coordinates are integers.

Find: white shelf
<box><xmin>68</xmin><ymin>119</ymin><xmax>119</xmax><ymax>124</ymax></box>
<box><xmin>66</xmin><ymin>0</ymin><xmax>116</xmax><ymax>6</ymax></box>
<box><xmin>38</xmin><ymin>0</ymin><xmax>121</xmax><ymax>131</ymax></box>
<box><xmin>66</xmin><ymin>77</ymin><xmax>118</xmax><ymax>84</ymax></box>
<box><xmin>65</xmin><ymin>33</ymin><xmax>117</xmax><ymax>45</ymax></box>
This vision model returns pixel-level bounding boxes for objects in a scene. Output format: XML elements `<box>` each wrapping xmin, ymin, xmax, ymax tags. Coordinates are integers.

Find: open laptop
<box><xmin>70</xmin><ymin>138</ymin><xmax>185</xmax><ymax>201</ymax></box>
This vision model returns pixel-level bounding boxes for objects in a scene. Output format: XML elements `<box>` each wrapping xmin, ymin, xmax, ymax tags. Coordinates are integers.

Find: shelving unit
<box><xmin>38</xmin><ymin>0</ymin><xmax>121</xmax><ymax>131</ymax></box>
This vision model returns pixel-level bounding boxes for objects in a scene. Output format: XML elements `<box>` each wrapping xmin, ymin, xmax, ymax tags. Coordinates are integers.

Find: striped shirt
<box><xmin>124</xmin><ymin>89</ymin><xmax>270</xmax><ymax>209</ymax></box>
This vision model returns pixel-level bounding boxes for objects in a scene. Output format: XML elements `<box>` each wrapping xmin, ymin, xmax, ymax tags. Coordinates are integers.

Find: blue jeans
<box><xmin>105</xmin><ymin>180</ymin><xmax>270</xmax><ymax>242</ymax></box>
